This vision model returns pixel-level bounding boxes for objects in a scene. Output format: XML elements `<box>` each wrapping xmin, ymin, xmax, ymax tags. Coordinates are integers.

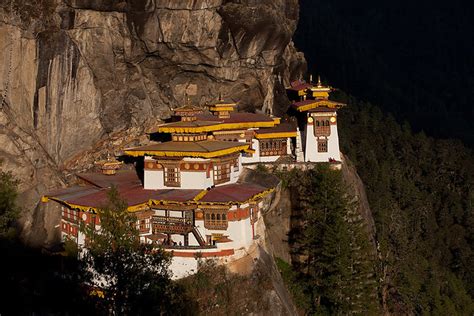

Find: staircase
<box><xmin>191</xmin><ymin>226</ymin><xmax>206</xmax><ymax>247</ymax></box>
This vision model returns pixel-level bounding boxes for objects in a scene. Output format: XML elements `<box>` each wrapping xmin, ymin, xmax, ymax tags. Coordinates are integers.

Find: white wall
<box><xmin>241</xmin><ymin>138</ymin><xmax>284</xmax><ymax>164</ymax></box>
<box><xmin>180</xmin><ymin>158</ymin><xmax>214</xmax><ymax>189</ymax></box>
<box><xmin>180</xmin><ymin>170</ymin><xmax>213</xmax><ymax>189</ymax></box>
<box><xmin>304</xmin><ymin>114</ymin><xmax>341</xmax><ymax>162</ymax></box>
<box><xmin>144</xmin><ymin>169</ymin><xmax>164</xmax><ymax>189</ymax></box>
<box><xmin>194</xmin><ymin>216</ymin><xmax>253</xmax><ymax>250</ymax></box>
<box><xmin>169</xmin><ymin>256</ymin><xmax>199</xmax><ymax>279</ymax></box>
<box><xmin>241</xmin><ymin>138</ymin><xmax>261</xmax><ymax>164</ymax></box>
<box><xmin>144</xmin><ymin>157</ymin><xmax>214</xmax><ymax>190</ymax></box>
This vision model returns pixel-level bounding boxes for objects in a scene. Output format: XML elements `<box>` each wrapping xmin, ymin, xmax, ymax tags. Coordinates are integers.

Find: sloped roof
<box><xmin>292</xmin><ymin>99</ymin><xmax>344</xmax><ymax>112</ymax></box>
<box><xmin>254</xmin><ymin>123</ymin><xmax>297</xmax><ymax>139</ymax></box>
<box><xmin>77</xmin><ymin>170</ymin><xmax>141</xmax><ymax>189</ymax></box>
<box><xmin>124</xmin><ymin>140</ymin><xmax>250</xmax><ymax>158</ymax></box>
<box><xmin>45</xmin><ymin>183</ymin><xmax>202</xmax><ymax>211</ymax></box>
<box><xmin>45</xmin><ymin>179</ymin><xmax>273</xmax><ymax>210</ymax></box>
<box><xmin>198</xmin><ymin>183</ymin><xmax>272</xmax><ymax>204</ymax></box>
<box><xmin>288</xmin><ymin>80</ymin><xmax>313</xmax><ymax>91</ymax></box>
<box><xmin>196</xmin><ymin>112</ymin><xmax>275</xmax><ymax>124</ymax></box>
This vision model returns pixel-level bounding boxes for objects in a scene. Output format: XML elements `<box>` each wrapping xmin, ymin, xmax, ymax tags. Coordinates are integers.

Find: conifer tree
<box><xmin>291</xmin><ymin>165</ymin><xmax>380</xmax><ymax>315</ymax></box>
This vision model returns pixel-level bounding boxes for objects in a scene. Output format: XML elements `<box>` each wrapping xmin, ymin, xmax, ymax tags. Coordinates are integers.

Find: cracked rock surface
<box><xmin>0</xmin><ymin>0</ymin><xmax>306</xmax><ymax>245</ymax></box>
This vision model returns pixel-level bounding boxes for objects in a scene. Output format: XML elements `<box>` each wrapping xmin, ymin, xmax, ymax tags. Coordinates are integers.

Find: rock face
<box><xmin>0</xmin><ymin>0</ymin><xmax>305</xmax><ymax>245</ymax></box>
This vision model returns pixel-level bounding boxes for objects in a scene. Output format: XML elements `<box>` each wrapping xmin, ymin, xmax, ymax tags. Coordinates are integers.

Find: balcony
<box><xmin>204</xmin><ymin>220</ymin><xmax>228</xmax><ymax>230</ymax></box>
<box><xmin>152</xmin><ymin>215</ymin><xmax>193</xmax><ymax>234</ymax></box>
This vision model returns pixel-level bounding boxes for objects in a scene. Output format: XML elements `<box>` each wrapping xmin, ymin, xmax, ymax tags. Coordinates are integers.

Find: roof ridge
<box><xmin>194</xmin><ymin>141</ymin><xmax>210</xmax><ymax>152</ymax></box>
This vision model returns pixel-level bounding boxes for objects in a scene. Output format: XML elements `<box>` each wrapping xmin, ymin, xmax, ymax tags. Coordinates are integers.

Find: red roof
<box><xmin>289</xmin><ymin>80</ymin><xmax>313</xmax><ymax>90</ymax></box>
<box><xmin>292</xmin><ymin>99</ymin><xmax>344</xmax><ymax>111</ymax></box>
<box><xmin>255</xmin><ymin>123</ymin><xmax>296</xmax><ymax>134</ymax></box>
<box><xmin>196</xmin><ymin>113</ymin><xmax>274</xmax><ymax>124</ymax></box>
<box><xmin>46</xmin><ymin>170</ymin><xmax>273</xmax><ymax>209</ymax></box>
<box><xmin>287</xmin><ymin>82</ymin><xmax>312</xmax><ymax>91</ymax></box>
<box><xmin>77</xmin><ymin>170</ymin><xmax>141</xmax><ymax>189</ymax></box>
<box><xmin>199</xmin><ymin>183</ymin><xmax>269</xmax><ymax>203</ymax></box>
<box><xmin>292</xmin><ymin>99</ymin><xmax>319</xmax><ymax>108</ymax></box>
<box><xmin>46</xmin><ymin>171</ymin><xmax>202</xmax><ymax>209</ymax></box>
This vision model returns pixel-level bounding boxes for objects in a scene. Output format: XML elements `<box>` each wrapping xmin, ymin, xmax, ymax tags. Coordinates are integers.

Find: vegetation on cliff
<box><xmin>338</xmin><ymin>96</ymin><xmax>474</xmax><ymax>314</ymax></box>
<box><xmin>0</xmin><ymin>182</ymin><xmax>191</xmax><ymax>315</ymax></box>
<box><xmin>80</xmin><ymin>187</ymin><xmax>191</xmax><ymax>315</ymax></box>
<box><xmin>276</xmin><ymin>166</ymin><xmax>380</xmax><ymax>315</ymax></box>
<box><xmin>0</xmin><ymin>163</ymin><xmax>19</xmax><ymax>238</ymax></box>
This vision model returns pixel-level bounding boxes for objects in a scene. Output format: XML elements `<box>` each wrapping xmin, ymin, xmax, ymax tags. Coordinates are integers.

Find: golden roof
<box><xmin>292</xmin><ymin>99</ymin><xmax>344</xmax><ymax>112</ymax></box>
<box><xmin>310</xmin><ymin>76</ymin><xmax>332</xmax><ymax>93</ymax></box>
<box><xmin>125</xmin><ymin>140</ymin><xmax>251</xmax><ymax>158</ymax></box>
<box><xmin>155</xmin><ymin>116</ymin><xmax>279</xmax><ymax>134</ymax></box>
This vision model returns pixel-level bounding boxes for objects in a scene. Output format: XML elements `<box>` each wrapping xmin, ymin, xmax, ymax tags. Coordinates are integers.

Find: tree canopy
<box><xmin>338</xmin><ymin>95</ymin><xmax>474</xmax><ymax>314</ymax></box>
<box><xmin>0</xmin><ymin>162</ymin><xmax>19</xmax><ymax>238</ymax></box>
<box><xmin>80</xmin><ymin>187</ymin><xmax>192</xmax><ymax>315</ymax></box>
<box><xmin>279</xmin><ymin>166</ymin><xmax>380</xmax><ymax>315</ymax></box>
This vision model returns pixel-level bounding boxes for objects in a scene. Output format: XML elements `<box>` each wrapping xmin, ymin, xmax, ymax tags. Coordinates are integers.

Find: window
<box><xmin>259</xmin><ymin>139</ymin><xmax>287</xmax><ymax>156</ymax></box>
<box><xmin>318</xmin><ymin>139</ymin><xmax>328</xmax><ymax>152</ymax></box>
<box><xmin>314</xmin><ymin>117</ymin><xmax>331</xmax><ymax>137</ymax></box>
<box><xmin>213</xmin><ymin>162</ymin><xmax>231</xmax><ymax>184</ymax></box>
<box><xmin>250</xmin><ymin>204</ymin><xmax>259</xmax><ymax>223</ymax></box>
<box><xmin>204</xmin><ymin>209</ymin><xmax>228</xmax><ymax>230</ymax></box>
<box><xmin>138</xmin><ymin>219</ymin><xmax>150</xmax><ymax>233</ymax></box>
<box><xmin>62</xmin><ymin>208</ymin><xmax>78</xmax><ymax>222</ymax></box>
<box><xmin>164</xmin><ymin>167</ymin><xmax>180</xmax><ymax>187</ymax></box>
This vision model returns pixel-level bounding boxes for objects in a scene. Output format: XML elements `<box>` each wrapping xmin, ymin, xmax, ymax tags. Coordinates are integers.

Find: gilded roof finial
<box><xmin>317</xmin><ymin>76</ymin><xmax>322</xmax><ymax>88</ymax></box>
<box><xmin>309</xmin><ymin>74</ymin><xmax>313</xmax><ymax>83</ymax></box>
<box><xmin>218</xmin><ymin>92</ymin><xmax>223</xmax><ymax>102</ymax></box>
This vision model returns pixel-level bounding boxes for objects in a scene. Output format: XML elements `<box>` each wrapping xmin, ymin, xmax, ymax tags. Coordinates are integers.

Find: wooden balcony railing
<box><xmin>152</xmin><ymin>216</ymin><xmax>193</xmax><ymax>234</ymax></box>
<box><xmin>204</xmin><ymin>220</ymin><xmax>228</xmax><ymax>230</ymax></box>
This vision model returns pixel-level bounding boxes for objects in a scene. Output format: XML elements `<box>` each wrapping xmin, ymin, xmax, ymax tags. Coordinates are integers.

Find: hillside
<box><xmin>338</xmin><ymin>96</ymin><xmax>474</xmax><ymax>314</ymax></box>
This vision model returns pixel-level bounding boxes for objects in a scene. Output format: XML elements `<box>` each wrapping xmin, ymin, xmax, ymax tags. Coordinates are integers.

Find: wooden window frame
<box><xmin>314</xmin><ymin>117</ymin><xmax>331</xmax><ymax>137</ymax></box>
<box><xmin>318</xmin><ymin>138</ymin><xmax>328</xmax><ymax>152</ymax></box>
<box><xmin>259</xmin><ymin>139</ymin><xmax>287</xmax><ymax>156</ymax></box>
<box><xmin>204</xmin><ymin>209</ymin><xmax>228</xmax><ymax>230</ymax></box>
<box><xmin>138</xmin><ymin>219</ymin><xmax>150</xmax><ymax>233</ymax></box>
<box><xmin>213</xmin><ymin>162</ymin><xmax>231</xmax><ymax>185</ymax></box>
<box><xmin>164</xmin><ymin>167</ymin><xmax>180</xmax><ymax>187</ymax></box>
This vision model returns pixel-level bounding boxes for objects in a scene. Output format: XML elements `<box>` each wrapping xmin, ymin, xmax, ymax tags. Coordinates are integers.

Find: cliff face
<box><xmin>0</xmin><ymin>0</ymin><xmax>306</xmax><ymax>245</ymax></box>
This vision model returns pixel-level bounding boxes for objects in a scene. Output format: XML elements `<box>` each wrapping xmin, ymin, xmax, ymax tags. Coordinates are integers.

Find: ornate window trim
<box><xmin>314</xmin><ymin>118</ymin><xmax>331</xmax><ymax>137</ymax></box>
<box><xmin>259</xmin><ymin>139</ymin><xmax>287</xmax><ymax>156</ymax></box>
<box><xmin>204</xmin><ymin>209</ymin><xmax>228</xmax><ymax>230</ymax></box>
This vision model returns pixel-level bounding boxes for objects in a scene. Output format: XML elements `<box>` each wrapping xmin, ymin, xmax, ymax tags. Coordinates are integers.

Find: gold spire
<box><xmin>310</xmin><ymin>75</ymin><xmax>332</xmax><ymax>100</ymax></box>
<box><xmin>309</xmin><ymin>74</ymin><xmax>313</xmax><ymax>83</ymax></box>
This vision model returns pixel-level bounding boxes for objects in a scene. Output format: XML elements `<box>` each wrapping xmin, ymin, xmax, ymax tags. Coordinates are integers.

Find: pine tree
<box><xmin>293</xmin><ymin>165</ymin><xmax>380</xmax><ymax>315</ymax></box>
